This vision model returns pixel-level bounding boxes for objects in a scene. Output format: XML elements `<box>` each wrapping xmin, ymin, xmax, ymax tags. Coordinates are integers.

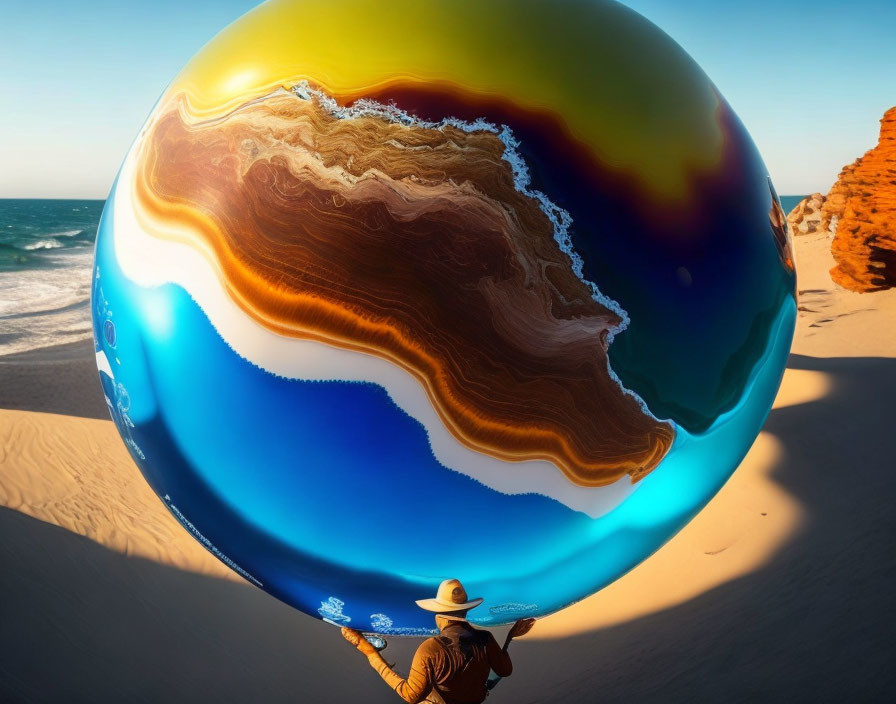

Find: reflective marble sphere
<box><xmin>92</xmin><ymin>0</ymin><xmax>796</xmax><ymax>634</ymax></box>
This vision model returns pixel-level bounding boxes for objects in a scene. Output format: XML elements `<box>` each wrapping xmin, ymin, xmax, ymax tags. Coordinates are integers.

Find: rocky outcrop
<box><xmin>786</xmin><ymin>192</ymin><xmax>829</xmax><ymax>236</ymax></box>
<box><xmin>787</xmin><ymin>107</ymin><xmax>896</xmax><ymax>292</ymax></box>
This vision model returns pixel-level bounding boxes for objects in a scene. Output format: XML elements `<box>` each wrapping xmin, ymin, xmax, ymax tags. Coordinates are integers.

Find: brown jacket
<box><xmin>366</xmin><ymin>621</ymin><xmax>513</xmax><ymax>704</ymax></box>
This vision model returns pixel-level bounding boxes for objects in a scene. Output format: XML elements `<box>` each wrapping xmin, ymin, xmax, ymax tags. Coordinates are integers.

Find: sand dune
<box><xmin>1</xmin><ymin>231</ymin><xmax>895</xmax><ymax>701</ymax></box>
<box><xmin>791</xmin><ymin>230</ymin><xmax>896</xmax><ymax>357</ymax></box>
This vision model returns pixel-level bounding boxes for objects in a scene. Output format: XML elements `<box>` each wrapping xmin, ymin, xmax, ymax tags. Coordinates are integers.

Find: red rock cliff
<box><xmin>788</xmin><ymin>107</ymin><xmax>896</xmax><ymax>292</ymax></box>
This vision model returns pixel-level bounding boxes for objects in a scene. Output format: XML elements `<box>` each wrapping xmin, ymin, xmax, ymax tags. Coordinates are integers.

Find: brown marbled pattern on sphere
<box><xmin>132</xmin><ymin>89</ymin><xmax>674</xmax><ymax>487</ymax></box>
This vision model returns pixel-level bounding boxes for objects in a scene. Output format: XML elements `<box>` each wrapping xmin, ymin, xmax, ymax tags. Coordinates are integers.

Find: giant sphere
<box><xmin>92</xmin><ymin>0</ymin><xmax>796</xmax><ymax>634</ymax></box>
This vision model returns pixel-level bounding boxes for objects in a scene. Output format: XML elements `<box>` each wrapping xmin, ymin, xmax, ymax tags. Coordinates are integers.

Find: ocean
<box><xmin>0</xmin><ymin>195</ymin><xmax>809</xmax><ymax>357</ymax></box>
<box><xmin>0</xmin><ymin>199</ymin><xmax>104</xmax><ymax>356</ymax></box>
<box><xmin>779</xmin><ymin>194</ymin><xmax>807</xmax><ymax>214</ymax></box>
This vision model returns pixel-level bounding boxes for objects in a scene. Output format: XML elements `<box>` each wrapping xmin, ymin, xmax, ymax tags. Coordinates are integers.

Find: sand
<box><xmin>2</xmin><ymin>232</ymin><xmax>895</xmax><ymax>702</ymax></box>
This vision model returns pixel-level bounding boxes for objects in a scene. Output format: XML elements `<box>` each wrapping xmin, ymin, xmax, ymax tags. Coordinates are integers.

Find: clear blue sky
<box><xmin>1</xmin><ymin>0</ymin><xmax>893</xmax><ymax>198</ymax></box>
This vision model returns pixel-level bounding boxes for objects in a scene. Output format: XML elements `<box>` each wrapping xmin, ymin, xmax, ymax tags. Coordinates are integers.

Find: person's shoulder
<box><xmin>467</xmin><ymin>625</ymin><xmax>499</xmax><ymax>644</ymax></box>
<box><xmin>417</xmin><ymin>636</ymin><xmax>446</xmax><ymax>654</ymax></box>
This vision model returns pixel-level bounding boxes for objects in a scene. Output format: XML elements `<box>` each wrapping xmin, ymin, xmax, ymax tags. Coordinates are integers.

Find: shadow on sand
<box><xmin>0</xmin><ymin>506</ymin><xmax>400</xmax><ymax>703</ymax></box>
<box><xmin>1</xmin><ymin>353</ymin><xmax>894</xmax><ymax>702</ymax></box>
<box><xmin>0</xmin><ymin>340</ymin><xmax>109</xmax><ymax>420</ymax></box>
<box><xmin>502</xmin><ymin>354</ymin><xmax>896</xmax><ymax>702</ymax></box>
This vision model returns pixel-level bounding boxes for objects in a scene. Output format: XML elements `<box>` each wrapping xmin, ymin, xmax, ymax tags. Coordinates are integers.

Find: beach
<box><xmin>1</xmin><ymin>223</ymin><xmax>895</xmax><ymax>701</ymax></box>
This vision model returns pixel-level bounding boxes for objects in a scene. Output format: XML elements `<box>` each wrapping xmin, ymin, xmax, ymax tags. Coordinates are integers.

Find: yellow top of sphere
<box><xmin>167</xmin><ymin>0</ymin><xmax>722</xmax><ymax>201</ymax></box>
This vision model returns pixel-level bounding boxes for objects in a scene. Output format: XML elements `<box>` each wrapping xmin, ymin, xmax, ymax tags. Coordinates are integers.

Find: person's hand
<box><xmin>341</xmin><ymin>627</ymin><xmax>377</xmax><ymax>656</ymax></box>
<box><xmin>508</xmin><ymin>618</ymin><xmax>536</xmax><ymax>640</ymax></box>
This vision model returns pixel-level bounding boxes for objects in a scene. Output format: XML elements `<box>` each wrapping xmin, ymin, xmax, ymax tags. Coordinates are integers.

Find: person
<box><xmin>342</xmin><ymin>578</ymin><xmax>535</xmax><ymax>704</ymax></box>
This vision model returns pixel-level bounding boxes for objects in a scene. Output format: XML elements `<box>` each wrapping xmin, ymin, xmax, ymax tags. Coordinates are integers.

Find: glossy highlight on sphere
<box><xmin>92</xmin><ymin>0</ymin><xmax>796</xmax><ymax>634</ymax></box>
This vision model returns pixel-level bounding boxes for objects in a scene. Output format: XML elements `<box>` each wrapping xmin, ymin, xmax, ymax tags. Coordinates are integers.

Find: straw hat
<box><xmin>415</xmin><ymin>579</ymin><xmax>483</xmax><ymax>613</ymax></box>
